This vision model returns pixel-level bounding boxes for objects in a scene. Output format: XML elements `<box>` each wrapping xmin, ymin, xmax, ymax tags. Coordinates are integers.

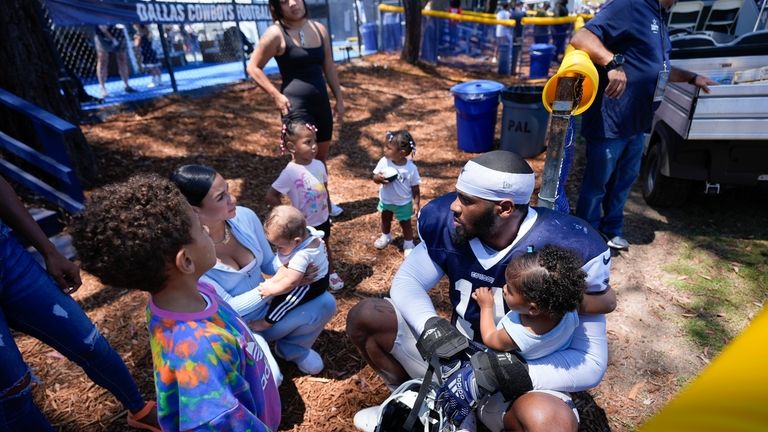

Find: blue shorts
<box><xmin>377</xmin><ymin>200</ymin><xmax>413</xmax><ymax>221</ymax></box>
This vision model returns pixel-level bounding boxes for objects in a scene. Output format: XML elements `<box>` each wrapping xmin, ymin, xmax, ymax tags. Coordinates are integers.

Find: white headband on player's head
<box><xmin>455</xmin><ymin>152</ymin><xmax>535</xmax><ymax>205</ymax></box>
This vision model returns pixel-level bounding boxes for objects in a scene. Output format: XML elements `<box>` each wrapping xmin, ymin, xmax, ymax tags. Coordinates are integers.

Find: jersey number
<box><xmin>454</xmin><ymin>279</ymin><xmax>505</xmax><ymax>340</ymax></box>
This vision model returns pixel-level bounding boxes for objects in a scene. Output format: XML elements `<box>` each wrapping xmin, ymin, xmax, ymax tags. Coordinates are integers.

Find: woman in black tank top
<box><xmin>247</xmin><ymin>0</ymin><xmax>344</xmax><ymax>163</ymax></box>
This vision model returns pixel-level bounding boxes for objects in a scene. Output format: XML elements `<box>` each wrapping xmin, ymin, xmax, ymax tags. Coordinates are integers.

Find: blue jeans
<box><xmin>0</xmin><ymin>228</ymin><xmax>145</xmax><ymax>431</ymax></box>
<box><xmin>259</xmin><ymin>291</ymin><xmax>336</xmax><ymax>363</ymax></box>
<box><xmin>576</xmin><ymin>133</ymin><xmax>645</xmax><ymax>237</ymax></box>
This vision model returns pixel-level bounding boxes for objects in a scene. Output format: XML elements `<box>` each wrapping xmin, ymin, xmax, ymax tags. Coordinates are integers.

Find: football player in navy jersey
<box><xmin>347</xmin><ymin>150</ymin><xmax>616</xmax><ymax>432</ymax></box>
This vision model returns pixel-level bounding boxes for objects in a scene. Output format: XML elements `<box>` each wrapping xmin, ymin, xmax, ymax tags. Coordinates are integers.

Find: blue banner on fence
<box><xmin>45</xmin><ymin>0</ymin><xmax>271</xmax><ymax>26</ymax></box>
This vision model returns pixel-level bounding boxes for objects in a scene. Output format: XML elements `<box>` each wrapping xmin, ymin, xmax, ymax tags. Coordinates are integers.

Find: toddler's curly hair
<box><xmin>280</xmin><ymin>112</ymin><xmax>317</xmax><ymax>154</ymax></box>
<box><xmin>504</xmin><ymin>245</ymin><xmax>586</xmax><ymax>316</ymax></box>
<box><xmin>70</xmin><ymin>173</ymin><xmax>193</xmax><ymax>293</ymax></box>
<box><xmin>386</xmin><ymin>130</ymin><xmax>417</xmax><ymax>156</ymax></box>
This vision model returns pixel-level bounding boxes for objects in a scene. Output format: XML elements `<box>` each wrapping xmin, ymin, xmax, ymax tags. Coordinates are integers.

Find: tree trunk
<box><xmin>0</xmin><ymin>0</ymin><xmax>96</xmax><ymax>185</ymax></box>
<box><xmin>487</xmin><ymin>0</ymin><xmax>498</xmax><ymax>14</ymax></box>
<box><xmin>401</xmin><ymin>0</ymin><xmax>423</xmax><ymax>64</ymax></box>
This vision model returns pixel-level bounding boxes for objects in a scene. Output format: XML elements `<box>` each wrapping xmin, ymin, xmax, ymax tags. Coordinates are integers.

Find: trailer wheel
<box><xmin>641</xmin><ymin>143</ymin><xmax>691</xmax><ymax>207</ymax></box>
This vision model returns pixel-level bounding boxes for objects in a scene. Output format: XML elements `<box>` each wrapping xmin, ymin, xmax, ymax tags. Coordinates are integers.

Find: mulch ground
<box><xmin>17</xmin><ymin>53</ymin><xmax>610</xmax><ymax>431</ymax></box>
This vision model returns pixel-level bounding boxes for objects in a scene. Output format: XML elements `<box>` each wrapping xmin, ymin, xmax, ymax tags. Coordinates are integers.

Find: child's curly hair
<box><xmin>280</xmin><ymin>112</ymin><xmax>318</xmax><ymax>154</ymax></box>
<box><xmin>386</xmin><ymin>130</ymin><xmax>417</xmax><ymax>156</ymax></box>
<box><xmin>504</xmin><ymin>245</ymin><xmax>586</xmax><ymax>317</ymax></box>
<box><xmin>70</xmin><ymin>173</ymin><xmax>193</xmax><ymax>293</ymax></box>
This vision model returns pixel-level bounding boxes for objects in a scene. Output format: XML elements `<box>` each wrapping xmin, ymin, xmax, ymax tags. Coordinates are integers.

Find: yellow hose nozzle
<box><xmin>542</xmin><ymin>48</ymin><xmax>598</xmax><ymax>116</ymax></box>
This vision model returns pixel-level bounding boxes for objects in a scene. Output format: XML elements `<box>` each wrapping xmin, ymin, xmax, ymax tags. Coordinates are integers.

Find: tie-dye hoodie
<box><xmin>147</xmin><ymin>283</ymin><xmax>281</xmax><ymax>431</ymax></box>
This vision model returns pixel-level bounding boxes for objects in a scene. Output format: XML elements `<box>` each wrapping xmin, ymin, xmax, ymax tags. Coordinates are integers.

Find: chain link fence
<box><xmin>40</xmin><ymin>0</ymin><xmax>365</xmax><ymax>107</ymax></box>
<box><xmin>376</xmin><ymin>4</ymin><xmax>579</xmax><ymax>79</ymax></box>
<box><xmin>38</xmin><ymin>0</ymin><xmax>583</xmax><ymax>108</ymax></box>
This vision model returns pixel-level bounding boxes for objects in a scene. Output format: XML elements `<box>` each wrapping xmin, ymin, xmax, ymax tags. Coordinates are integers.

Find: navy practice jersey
<box><xmin>417</xmin><ymin>193</ymin><xmax>611</xmax><ymax>342</ymax></box>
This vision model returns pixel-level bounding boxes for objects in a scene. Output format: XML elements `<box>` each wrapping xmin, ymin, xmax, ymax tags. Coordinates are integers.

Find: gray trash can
<box><xmin>499</xmin><ymin>85</ymin><xmax>549</xmax><ymax>158</ymax></box>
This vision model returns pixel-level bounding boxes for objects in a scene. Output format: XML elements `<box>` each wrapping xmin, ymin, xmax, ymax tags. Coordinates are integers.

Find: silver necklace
<box><xmin>293</xmin><ymin>21</ymin><xmax>306</xmax><ymax>47</ymax></box>
<box><xmin>298</xmin><ymin>25</ymin><xmax>306</xmax><ymax>47</ymax></box>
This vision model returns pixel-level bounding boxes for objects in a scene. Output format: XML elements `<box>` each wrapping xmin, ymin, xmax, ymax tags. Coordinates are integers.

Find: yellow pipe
<box><xmin>379</xmin><ymin>4</ymin><xmax>516</xmax><ymax>25</ymax></box>
<box><xmin>520</xmin><ymin>16</ymin><xmax>574</xmax><ymax>25</ymax></box>
<box><xmin>462</xmin><ymin>10</ymin><xmax>497</xmax><ymax>19</ymax></box>
<box><xmin>378</xmin><ymin>4</ymin><xmax>591</xmax><ymax>27</ymax></box>
<box><xmin>522</xmin><ymin>9</ymin><xmax>593</xmax><ymax>20</ymax></box>
<box><xmin>573</xmin><ymin>16</ymin><xmax>586</xmax><ymax>32</ymax></box>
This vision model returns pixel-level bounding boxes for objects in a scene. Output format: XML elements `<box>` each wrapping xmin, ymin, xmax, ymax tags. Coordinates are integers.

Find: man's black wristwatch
<box><xmin>605</xmin><ymin>53</ymin><xmax>625</xmax><ymax>71</ymax></box>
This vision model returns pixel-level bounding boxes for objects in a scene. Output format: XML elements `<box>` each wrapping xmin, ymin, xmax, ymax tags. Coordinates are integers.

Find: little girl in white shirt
<box><xmin>372</xmin><ymin>130</ymin><xmax>421</xmax><ymax>257</ymax></box>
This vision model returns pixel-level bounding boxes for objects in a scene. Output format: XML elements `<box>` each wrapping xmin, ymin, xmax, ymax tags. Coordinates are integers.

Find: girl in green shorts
<box><xmin>372</xmin><ymin>130</ymin><xmax>421</xmax><ymax>257</ymax></box>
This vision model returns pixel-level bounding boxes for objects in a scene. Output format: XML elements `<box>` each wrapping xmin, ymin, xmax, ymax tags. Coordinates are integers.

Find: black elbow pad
<box><xmin>415</xmin><ymin>316</ymin><xmax>470</xmax><ymax>362</ymax></box>
<box><xmin>470</xmin><ymin>350</ymin><xmax>533</xmax><ymax>402</ymax></box>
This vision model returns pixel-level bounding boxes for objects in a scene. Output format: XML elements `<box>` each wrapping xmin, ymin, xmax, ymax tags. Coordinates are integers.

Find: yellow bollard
<box><xmin>542</xmin><ymin>49</ymin><xmax>598</xmax><ymax>115</ymax></box>
<box><xmin>563</xmin><ymin>17</ymin><xmax>586</xmax><ymax>56</ymax></box>
<box><xmin>574</xmin><ymin>16</ymin><xmax>586</xmax><ymax>32</ymax></box>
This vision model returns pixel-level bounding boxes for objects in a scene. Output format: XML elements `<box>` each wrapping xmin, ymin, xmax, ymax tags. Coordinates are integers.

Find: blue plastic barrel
<box><xmin>529</xmin><ymin>43</ymin><xmax>555</xmax><ymax>79</ymax></box>
<box><xmin>420</xmin><ymin>17</ymin><xmax>438</xmax><ymax>63</ymax></box>
<box><xmin>382</xmin><ymin>13</ymin><xmax>402</xmax><ymax>51</ymax></box>
<box><xmin>361</xmin><ymin>23</ymin><xmax>378</xmax><ymax>53</ymax></box>
<box><xmin>497</xmin><ymin>43</ymin><xmax>513</xmax><ymax>75</ymax></box>
<box><xmin>450</xmin><ymin>80</ymin><xmax>505</xmax><ymax>153</ymax></box>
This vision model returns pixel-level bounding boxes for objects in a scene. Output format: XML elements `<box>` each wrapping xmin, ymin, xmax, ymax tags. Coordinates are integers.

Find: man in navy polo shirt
<box><xmin>570</xmin><ymin>0</ymin><xmax>716</xmax><ymax>250</ymax></box>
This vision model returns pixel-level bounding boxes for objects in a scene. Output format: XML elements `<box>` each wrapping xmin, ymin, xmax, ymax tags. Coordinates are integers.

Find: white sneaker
<box><xmin>403</xmin><ymin>240</ymin><xmax>415</xmax><ymax>257</ymax></box>
<box><xmin>295</xmin><ymin>349</ymin><xmax>324</xmax><ymax>375</ymax></box>
<box><xmin>353</xmin><ymin>404</ymin><xmax>382</xmax><ymax>432</ymax></box>
<box><xmin>373</xmin><ymin>234</ymin><xmax>392</xmax><ymax>249</ymax></box>
<box><xmin>607</xmin><ymin>235</ymin><xmax>630</xmax><ymax>250</ymax></box>
<box><xmin>329</xmin><ymin>272</ymin><xmax>344</xmax><ymax>292</ymax></box>
<box><xmin>330</xmin><ymin>202</ymin><xmax>344</xmax><ymax>217</ymax></box>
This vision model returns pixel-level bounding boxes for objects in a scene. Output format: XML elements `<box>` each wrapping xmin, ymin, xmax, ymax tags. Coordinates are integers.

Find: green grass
<box><xmin>663</xmin><ymin>236</ymin><xmax>768</xmax><ymax>355</ymax></box>
<box><xmin>675</xmin><ymin>375</ymin><xmax>694</xmax><ymax>388</ymax></box>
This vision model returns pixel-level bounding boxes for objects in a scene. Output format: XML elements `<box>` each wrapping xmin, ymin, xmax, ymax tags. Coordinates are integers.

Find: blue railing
<box><xmin>0</xmin><ymin>88</ymin><xmax>84</xmax><ymax>214</ymax></box>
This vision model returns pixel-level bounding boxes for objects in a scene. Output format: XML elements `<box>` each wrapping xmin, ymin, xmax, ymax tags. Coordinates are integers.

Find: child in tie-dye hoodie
<box><xmin>72</xmin><ymin>174</ymin><xmax>281</xmax><ymax>431</ymax></box>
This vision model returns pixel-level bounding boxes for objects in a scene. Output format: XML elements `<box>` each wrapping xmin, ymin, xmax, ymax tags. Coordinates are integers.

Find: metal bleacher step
<box><xmin>26</xmin><ymin>233</ymin><xmax>77</xmax><ymax>265</ymax></box>
<box><xmin>24</xmin><ymin>207</ymin><xmax>77</xmax><ymax>264</ymax></box>
<box><xmin>44</xmin><ymin>232</ymin><xmax>76</xmax><ymax>260</ymax></box>
<box><xmin>29</xmin><ymin>207</ymin><xmax>63</xmax><ymax>237</ymax></box>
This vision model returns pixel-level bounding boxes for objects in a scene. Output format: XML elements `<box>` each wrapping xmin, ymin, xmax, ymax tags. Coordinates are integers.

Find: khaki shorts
<box><xmin>385</xmin><ymin>298</ymin><xmax>579</xmax><ymax>432</ymax></box>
